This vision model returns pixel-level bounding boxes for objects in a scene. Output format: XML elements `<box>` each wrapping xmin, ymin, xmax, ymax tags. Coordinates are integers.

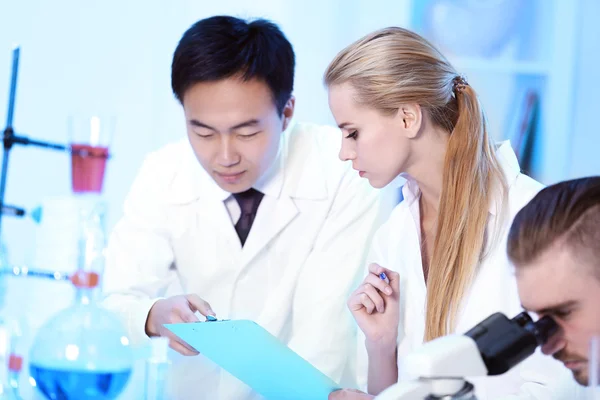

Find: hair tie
<box><xmin>453</xmin><ymin>75</ymin><xmax>468</xmax><ymax>93</ymax></box>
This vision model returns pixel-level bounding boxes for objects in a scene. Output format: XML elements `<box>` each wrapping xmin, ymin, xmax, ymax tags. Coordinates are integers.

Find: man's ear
<box><xmin>281</xmin><ymin>96</ymin><xmax>295</xmax><ymax>130</ymax></box>
<box><xmin>397</xmin><ymin>103</ymin><xmax>422</xmax><ymax>139</ymax></box>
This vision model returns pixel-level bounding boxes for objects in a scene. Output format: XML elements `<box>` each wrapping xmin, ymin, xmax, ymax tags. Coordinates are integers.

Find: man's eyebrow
<box><xmin>522</xmin><ymin>300</ymin><xmax>578</xmax><ymax>315</ymax></box>
<box><xmin>230</xmin><ymin>119</ymin><xmax>260</xmax><ymax>130</ymax></box>
<box><xmin>189</xmin><ymin>119</ymin><xmax>217</xmax><ymax>131</ymax></box>
<box><xmin>189</xmin><ymin>119</ymin><xmax>260</xmax><ymax>132</ymax></box>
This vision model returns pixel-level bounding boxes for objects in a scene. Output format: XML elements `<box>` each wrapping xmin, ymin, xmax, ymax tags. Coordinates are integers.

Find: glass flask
<box><xmin>28</xmin><ymin>201</ymin><xmax>133</xmax><ymax>400</ymax></box>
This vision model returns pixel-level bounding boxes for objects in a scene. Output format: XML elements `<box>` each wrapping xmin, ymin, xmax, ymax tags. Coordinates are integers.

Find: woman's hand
<box><xmin>348</xmin><ymin>263</ymin><xmax>400</xmax><ymax>350</ymax></box>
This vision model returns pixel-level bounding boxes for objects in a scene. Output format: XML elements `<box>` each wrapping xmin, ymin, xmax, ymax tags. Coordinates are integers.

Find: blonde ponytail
<box><xmin>424</xmin><ymin>80</ymin><xmax>504</xmax><ymax>340</ymax></box>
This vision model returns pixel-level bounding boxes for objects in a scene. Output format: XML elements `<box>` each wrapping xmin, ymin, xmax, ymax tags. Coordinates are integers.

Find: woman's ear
<box><xmin>397</xmin><ymin>104</ymin><xmax>422</xmax><ymax>139</ymax></box>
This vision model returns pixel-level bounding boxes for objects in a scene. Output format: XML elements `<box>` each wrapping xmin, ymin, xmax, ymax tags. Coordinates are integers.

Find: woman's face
<box><xmin>328</xmin><ymin>83</ymin><xmax>413</xmax><ymax>188</ymax></box>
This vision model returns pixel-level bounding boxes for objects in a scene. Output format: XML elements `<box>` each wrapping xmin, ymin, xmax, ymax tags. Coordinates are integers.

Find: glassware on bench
<box><xmin>0</xmin><ymin>321</ymin><xmax>21</xmax><ymax>399</ymax></box>
<box><xmin>28</xmin><ymin>201</ymin><xmax>133</xmax><ymax>399</ymax></box>
<box><xmin>68</xmin><ymin>115</ymin><xmax>113</xmax><ymax>194</ymax></box>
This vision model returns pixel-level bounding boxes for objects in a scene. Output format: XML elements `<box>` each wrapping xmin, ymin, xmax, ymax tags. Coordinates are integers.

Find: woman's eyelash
<box><xmin>345</xmin><ymin>130</ymin><xmax>358</xmax><ymax>139</ymax></box>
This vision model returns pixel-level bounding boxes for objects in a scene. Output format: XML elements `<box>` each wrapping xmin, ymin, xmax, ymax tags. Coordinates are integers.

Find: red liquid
<box><xmin>71</xmin><ymin>144</ymin><xmax>109</xmax><ymax>193</ymax></box>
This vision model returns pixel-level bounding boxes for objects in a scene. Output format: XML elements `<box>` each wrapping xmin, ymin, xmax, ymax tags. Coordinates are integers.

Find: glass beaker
<box><xmin>68</xmin><ymin>116</ymin><xmax>114</xmax><ymax>194</ymax></box>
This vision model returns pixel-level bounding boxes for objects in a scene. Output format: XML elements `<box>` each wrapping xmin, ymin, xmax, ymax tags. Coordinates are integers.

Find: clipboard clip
<box><xmin>205</xmin><ymin>315</ymin><xmax>230</xmax><ymax>322</ymax></box>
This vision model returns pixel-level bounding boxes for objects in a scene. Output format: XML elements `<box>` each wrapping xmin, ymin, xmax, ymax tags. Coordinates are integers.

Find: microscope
<box><xmin>375</xmin><ymin>312</ymin><xmax>558</xmax><ymax>400</ymax></box>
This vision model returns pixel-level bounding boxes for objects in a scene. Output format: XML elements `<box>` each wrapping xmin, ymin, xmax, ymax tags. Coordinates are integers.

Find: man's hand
<box><xmin>145</xmin><ymin>294</ymin><xmax>216</xmax><ymax>355</ymax></box>
<box><xmin>329</xmin><ymin>389</ymin><xmax>375</xmax><ymax>399</ymax></box>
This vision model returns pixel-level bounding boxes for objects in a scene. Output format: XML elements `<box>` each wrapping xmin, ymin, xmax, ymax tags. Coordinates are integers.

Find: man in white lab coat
<box><xmin>101</xmin><ymin>15</ymin><xmax>392</xmax><ymax>399</ymax></box>
<box><xmin>507</xmin><ymin>176</ymin><xmax>600</xmax><ymax>399</ymax></box>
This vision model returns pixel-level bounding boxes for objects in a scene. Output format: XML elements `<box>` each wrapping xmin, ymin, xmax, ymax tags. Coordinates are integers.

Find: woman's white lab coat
<box><xmin>101</xmin><ymin>122</ymin><xmax>393</xmax><ymax>399</ymax></box>
<box><xmin>359</xmin><ymin>142</ymin><xmax>568</xmax><ymax>399</ymax></box>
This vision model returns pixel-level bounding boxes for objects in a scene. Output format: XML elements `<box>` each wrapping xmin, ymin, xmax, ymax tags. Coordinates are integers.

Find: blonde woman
<box><xmin>324</xmin><ymin>27</ymin><xmax>565</xmax><ymax>399</ymax></box>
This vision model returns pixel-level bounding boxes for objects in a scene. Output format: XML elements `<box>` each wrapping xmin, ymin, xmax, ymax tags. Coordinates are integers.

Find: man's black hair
<box><xmin>171</xmin><ymin>15</ymin><xmax>295</xmax><ymax>114</ymax></box>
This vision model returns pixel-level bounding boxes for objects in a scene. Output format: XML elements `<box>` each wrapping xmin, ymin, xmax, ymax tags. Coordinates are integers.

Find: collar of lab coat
<box><xmin>165</xmin><ymin>120</ymin><xmax>329</xmax><ymax>204</ymax></box>
<box><xmin>488</xmin><ymin>140</ymin><xmax>522</xmax><ymax>216</ymax></box>
<box><xmin>399</xmin><ymin>141</ymin><xmax>521</xmax><ymax>216</ymax></box>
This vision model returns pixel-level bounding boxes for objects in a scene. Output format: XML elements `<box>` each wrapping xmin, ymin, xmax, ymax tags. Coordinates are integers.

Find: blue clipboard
<box><xmin>164</xmin><ymin>319</ymin><xmax>340</xmax><ymax>400</ymax></box>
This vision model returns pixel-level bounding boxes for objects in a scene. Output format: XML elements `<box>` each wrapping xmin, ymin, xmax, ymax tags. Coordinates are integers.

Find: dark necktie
<box><xmin>233</xmin><ymin>188</ymin><xmax>264</xmax><ymax>246</ymax></box>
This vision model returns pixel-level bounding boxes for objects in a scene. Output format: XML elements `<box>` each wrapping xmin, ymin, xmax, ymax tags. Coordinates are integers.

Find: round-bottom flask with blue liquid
<box><xmin>29</xmin><ymin>271</ymin><xmax>133</xmax><ymax>400</ymax></box>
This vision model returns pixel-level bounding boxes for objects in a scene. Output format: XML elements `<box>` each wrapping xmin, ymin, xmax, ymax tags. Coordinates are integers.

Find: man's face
<box><xmin>182</xmin><ymin>77</ymin><xmax>294</xmax><ymax>193</ymax></box>
<box><xmin>517</xmin><ymin>242</ymin><xmax>600</xmax><ymax>386</ymax></box>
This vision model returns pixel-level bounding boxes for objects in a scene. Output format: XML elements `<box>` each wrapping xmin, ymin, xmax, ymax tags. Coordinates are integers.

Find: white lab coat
<box><xmin>360</xmin><ymin>142</ymin><xmax>567</xmax><ymax>399</ymax></box>
<box><xmin>101</xmin><ymin>121</ymin><xmax>393</xmax><ymax>400</ymax></box>
<box><xmin>550</xmin><ymin>374</ymin><xmax>597</xmax><ymax>400</ymax></box>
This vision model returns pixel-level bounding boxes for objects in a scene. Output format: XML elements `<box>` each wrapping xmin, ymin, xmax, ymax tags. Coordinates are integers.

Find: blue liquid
<box><xmin>29</xmin><ymin>365</ymin><xmax>131</xmax><ymax>400</ymax></box>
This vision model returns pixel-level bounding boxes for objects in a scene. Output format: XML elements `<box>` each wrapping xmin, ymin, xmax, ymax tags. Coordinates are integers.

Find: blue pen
<box><xmin>379</xmin><ymin>272</ymin><xmax>390</xmax><ymax>285</ymax></box>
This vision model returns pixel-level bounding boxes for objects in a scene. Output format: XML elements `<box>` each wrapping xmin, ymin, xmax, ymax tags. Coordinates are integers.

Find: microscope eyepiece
<box><xmin>511</xmin><ymin>311</ymin><xmax>558</xmax><ymax>346</ymax></box>
<box><xmin>524</xmin><ymin>315</ymin><xmax>559</xmax><ymax>346</ymax></box>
